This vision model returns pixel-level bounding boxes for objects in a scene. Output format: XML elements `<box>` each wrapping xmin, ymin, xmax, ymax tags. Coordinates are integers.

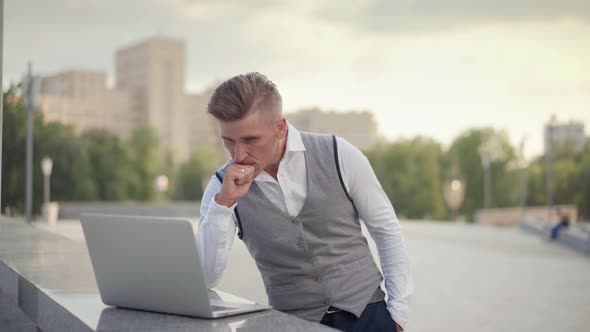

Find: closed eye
<box><xmin>243</xmin><ymin>137</ymin><xmax>258</xmax><ymax>143</ymax></box>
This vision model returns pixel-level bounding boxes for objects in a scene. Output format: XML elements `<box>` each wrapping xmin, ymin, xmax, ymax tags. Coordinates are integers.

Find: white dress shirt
<box><xmin>196</xmin><ymin>122</ymin><xmax>413</xmax><ymax>329</ymax></box>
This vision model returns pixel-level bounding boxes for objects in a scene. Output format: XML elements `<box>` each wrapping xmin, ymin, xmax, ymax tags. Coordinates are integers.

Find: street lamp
<box><xmin>154</xmin><ymin>175</ymin><xmax>169</xmax><ymax>200</ymax></box>
<box><xmin>41</xmin><ymin>157</ymin><xmax>53</xmax><ymax>204</ymax></box>
<box><xmin>478</xmin><ymin>135</ymin><xmax>506</xmax><ymax>210</ymax></box>
<box><xmin>444</xmin><ymin>176</ymin><xmax>465</xmax><ymax>221</ymax></box>
<box><xmin>478</xmin><ymin>150</ymin><xmax>492</xmax><ymax>209</ymax></box>
<box><xmin>518</xmin><ymin>136</ymin><xmax>529</xmax><ymax>210</ymax></box>
<box><xmin>546</xmin><ymin>115</ymin><xmax>557</xmax><ymax>222</ymax></box>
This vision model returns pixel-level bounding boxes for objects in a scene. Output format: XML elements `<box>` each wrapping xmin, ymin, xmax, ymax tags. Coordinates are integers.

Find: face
<box><xmin>218</xmin><ymin>108</ymin><xmax>287</xmax><ymax>177</ymax></box>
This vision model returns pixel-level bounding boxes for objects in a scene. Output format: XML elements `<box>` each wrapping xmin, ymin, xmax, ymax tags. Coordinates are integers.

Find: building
<box><xmin>40</xmin><ymin>70</ymin><xmax>106</xmax><ymax>100</ymax></box>
<box><xmin>35</xmin><ymin>37</ymin><xmax>207</xmax><ymax>163</ymax></box>
<box><xmin>286</xmin><ymin>108</ymin><xmax>378</xmax><ymax>150</ymax></box>
<box><xmin>544</xmin><ymin>116</ymin><xmax>586</xmax><ymax>154</ymax></box>
<box><xmin>185</xmin><ymin>84</ymin><xmax>227</xmax><ymax>160</ymax></box>
<box><xmin>33</xmin><ymin>36</ymin><xmax>381</xmax><ymax>164</ymax></box>
<box><xmin>37</xmin><ymin>70</ymin><xmax>133</xmax><ymax>136</ymax></box>
<box><xmin>115</xmin><ymin>37</ymin><xmax>189</xmax><ymax>162</ymax></box>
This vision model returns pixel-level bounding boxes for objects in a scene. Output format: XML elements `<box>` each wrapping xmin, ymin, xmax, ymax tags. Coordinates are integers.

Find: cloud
<box><xmin>312</xmin><ymin>0</ymin><xmax>590</xmax><ymax>34</ymax></box>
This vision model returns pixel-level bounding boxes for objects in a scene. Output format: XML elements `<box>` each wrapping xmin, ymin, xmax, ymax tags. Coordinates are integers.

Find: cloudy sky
<box><xmin>4</xmin><ymin>0</ymin><xmax>590</xmax><ymax>158</ymax></box>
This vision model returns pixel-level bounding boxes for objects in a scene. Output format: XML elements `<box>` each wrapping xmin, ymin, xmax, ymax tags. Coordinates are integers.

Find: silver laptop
<box><xmin>80</xmin><ymin>213</ymin><xmax>271</xmax><ymax>318</ymax></box>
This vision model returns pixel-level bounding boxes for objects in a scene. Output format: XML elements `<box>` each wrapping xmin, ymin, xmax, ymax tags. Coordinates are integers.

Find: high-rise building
<box><xmin>115</xmin><ymin>37</ymin><xmax>189</xmax><ymax>162</ymax></box>
<box><xmin>38</xmin><ymin>70</ymin><xmax>133</xmax><ymax>136</ymax></box>
<box><xmin>34</xmin><ymin>37</ymin><xmax>383</xmax><ymax>164</ymax></box>
<box><xmin>40</xmin><ymin>70</ymin><xmax>106</xmax><ymax>100</ymax></box>
<box><xmin>286</xmin><ymin>108</ymin><xmax>378</xmax><ymax>150</ymax></box>
<box><xmin>544</xmin><ymin>116</ymin><xmax>586</xmax><ymax>154</ymax></box>
<box><xmin>185</xmin><ymin>84</ymin><xmax>226</xmax><ymax>159</ymax></box>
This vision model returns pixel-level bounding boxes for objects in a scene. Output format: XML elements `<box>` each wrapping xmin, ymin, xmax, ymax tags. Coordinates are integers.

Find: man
<box><xmin>550</xmin><ymin>207</ymin><xmax>570</xmax><ymax>240</ymax></box>
<box><xmin>196</xmin><ymin>72</ymin><xmax>413</xmax><ymax>331</ymax></box>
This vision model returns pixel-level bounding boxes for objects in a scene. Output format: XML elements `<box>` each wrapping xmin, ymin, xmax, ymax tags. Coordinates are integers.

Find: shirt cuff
<box><xmin>207</xmin><ymin>196</ymin><xmax>237</xmax><ymax>220</ymax></box>
<box><xmin>386</xmin><ymin>299</ymin><xmax>410</xmax><ymax>331</ymax></box>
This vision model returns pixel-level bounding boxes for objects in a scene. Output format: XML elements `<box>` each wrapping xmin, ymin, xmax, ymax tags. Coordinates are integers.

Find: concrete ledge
<box><xmin>0</xmin><ymin>217</ymin><xmax>334</xmax><ymax>332</ymax></box>
<box><xmin>0</xmin><ymin>287</ymin><xmax>37</xmax><ymax>332</ymax></box>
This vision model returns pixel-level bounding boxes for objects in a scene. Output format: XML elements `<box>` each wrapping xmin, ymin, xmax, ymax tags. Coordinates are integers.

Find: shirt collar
<box><xmin>285</xmin><ymin>121</ymin><xmax>306</xmax><ymax>152</ymax></box>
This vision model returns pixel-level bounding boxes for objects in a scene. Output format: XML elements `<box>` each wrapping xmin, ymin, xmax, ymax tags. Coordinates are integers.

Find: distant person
<box><xmin>195</xmin><ymin>72</ymin><xmax>413</xmax><ymax>331</ymax></box>
<box><xmin>550</xmin><ymin>208</ymin><xmax>570</xmax><ymax>240</ymax></box>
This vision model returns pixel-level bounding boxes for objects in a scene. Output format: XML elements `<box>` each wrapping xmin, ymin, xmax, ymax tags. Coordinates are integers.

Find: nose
<box><xmin>233</xmin><ymin>143</ymin><xmax>248</xmax><ymax>163</ymax></box>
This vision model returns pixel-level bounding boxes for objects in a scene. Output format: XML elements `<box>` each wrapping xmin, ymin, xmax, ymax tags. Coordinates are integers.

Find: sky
<box><xmin>4</xmin><ymin>0</ymin><xmax>590</xmax><ymax>158</ymax></box>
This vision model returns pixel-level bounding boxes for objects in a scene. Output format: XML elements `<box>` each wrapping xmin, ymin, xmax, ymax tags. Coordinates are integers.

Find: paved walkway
<box><xmin>35</xmin><ymin>220</ymin><xmax>590</xmax><ymax>331</ymax></box>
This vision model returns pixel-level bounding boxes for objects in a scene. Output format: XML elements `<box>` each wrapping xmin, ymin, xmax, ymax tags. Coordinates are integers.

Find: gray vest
<box><xmin>216</xmin><ymin>132</ymin><xmax>384</xmax><ymax>322</ymax></box>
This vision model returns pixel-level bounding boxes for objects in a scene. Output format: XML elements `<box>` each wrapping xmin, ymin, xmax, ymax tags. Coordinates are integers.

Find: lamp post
<box><xmin>478</xmin><ymin>135</ymin><xmax>505</xmax><ymax>210</ymax></box>
<box><xmin>25</xmin><ymin>62</ymin><xmax>34</xmax><ymax>223</ymax></box>
<box><xmin>518</xmin><ymin>136</ymin><xmax>529</xmax><ymax>209</ymax></box>
<box><xmin>41</xmin><ymin>157</ymin><xmax>53</xmax><ymax>204</ymax></box>
<box><xmin>546</xmin><ymin>116</ymin><xmax>557</xmax><ymax>223</ymax></box>
<box><xmin>154</xmin><ymin>175</ymin><xmax>169</xmax><ymax>201</ymax></box>
<box><xmin>0</xmin><ymin>0</ymin><xmax>4</xmax><ymax>211</ymax></box>
<box><xmin>479</xmin><ymin>150</ymin><xmax>492</xmax><ymax>209</ymax></box>
<box><xmin>444</xmin><ymin>175</ymin><xmax>465</xmax><ymax>221</ymax></box>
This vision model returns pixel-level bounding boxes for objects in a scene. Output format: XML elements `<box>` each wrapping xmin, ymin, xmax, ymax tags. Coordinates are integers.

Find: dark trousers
<box><xmin>320</xmin><ymin>301</ymin><xmax>397</xmax><ymax>332</ymax></box>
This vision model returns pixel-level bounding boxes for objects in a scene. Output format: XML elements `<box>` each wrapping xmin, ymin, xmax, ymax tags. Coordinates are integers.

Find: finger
<box><xmin>235</xmin><ymin>165</ymin><xmax>255</xmax><ymax>180</ymax></box>
<box><xmin>236</xmin><ymin>172</ymin><xmax>255</xmax><ymax>185</ymax></box>
<box><xmin>233</xmin><ymin>164</ymin><xmax>254</xmax><ymax>175</ymax></box>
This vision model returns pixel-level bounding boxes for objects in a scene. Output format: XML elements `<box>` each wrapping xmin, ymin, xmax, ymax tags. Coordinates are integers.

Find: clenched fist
<box><xmin>214</xmin><ymin>163</ymin><xmax>256</xmax><ymax>207</ymax></box>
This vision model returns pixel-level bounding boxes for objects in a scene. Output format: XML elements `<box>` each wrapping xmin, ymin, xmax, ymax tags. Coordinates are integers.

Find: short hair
<box><xmin>207</xmin><ymin>72</ymin><xmax>282</xmax><ymax>122</ymax></box>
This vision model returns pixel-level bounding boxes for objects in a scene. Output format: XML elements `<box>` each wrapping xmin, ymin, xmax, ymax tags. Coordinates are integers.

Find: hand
<box><xmin>396</xmin><ymin>322</ymin><xmax>402</xmax><ymax>332</ymax></box>
<box><xmin>215</xmin><ymin>163</ymin><xmax>256</xmax><ymax>207</ymax></box>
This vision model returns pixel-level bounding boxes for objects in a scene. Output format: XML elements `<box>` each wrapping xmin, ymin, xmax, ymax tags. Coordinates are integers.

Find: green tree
<box><xmin>365</xmin><ymin>137</ymin><xmax>447</xmax><ymax>220</ymax></box>
<box><xmin>526</xmin><ymin>142</ymin><xmax>590</xmax><ymax>219</ymax></box>
<box><xmin>174</xmin><ymin>146</ymin><xmax>220</xmax><ymax>200</ymax></box>
<box><xmin>447</xmin><ymin>128</ymin><xmax>519</xmax><ymax>220</ymax></box>
<box><xmin>34</xmin><ymin>119</ymin><xmax>97</xmax><ymax>207</ymax></box>
<box><xmin>2</xmin><ymin>85</ymin><xmax>97</xmax><ymax>214</ymax></box>
<box><xmin>81</xmin><ymin>130</ymin><xmax>131</xmax><ymax>201</ymax></box>
<box><xmin>125</xmin><ymin>125</ymin><xmax>160</xmax><ymax>201</ymax></box>
<box><xmin>1</xmin><ymin>86</ymin><xmax>27</xmax><ymax>214</ymax></box>
<box><xmin>574</xmin><ymin>145</ymin><xmax>590</xmax><ymax>218</ymax></box>
<box><xmin>525</xmin><ymin>159</ymin><xmax>546</xmax><ymax>206</ymax></box>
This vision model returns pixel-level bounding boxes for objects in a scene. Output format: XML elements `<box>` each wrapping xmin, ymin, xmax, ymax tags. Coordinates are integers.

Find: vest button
<box><xmin>315</xmin><ymin>276</ymin><xmax>323</xmax><ymax>282</ymax></box>
<box><xmin>307</xmin><ymin>257</ymin><xmax>316</xmax><ymax>264</ymax></box>
<box><xmin>324</xmin><ymin>299</ymin><xmax>332</xmax><ymax>305</ymax></box>
<box><xmin>292</xmin><ymin>218</ymin><xmax>301</xmax><ymax>225</ymax></box>
<box><xmin>297</xmin><ymin>240</ymin><xmax>305</xmax><ymax>248</ymax></box>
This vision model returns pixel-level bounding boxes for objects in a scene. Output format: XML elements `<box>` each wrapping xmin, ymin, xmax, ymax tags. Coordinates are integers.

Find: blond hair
<box><xmin>207</xmin><ymin>72</ymin><xmax>282</xmax><ymax>121</ymax></box>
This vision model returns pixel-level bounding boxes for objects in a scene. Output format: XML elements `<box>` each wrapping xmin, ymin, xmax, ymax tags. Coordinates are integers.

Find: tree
<box><xmin>80</xmin><ymin>130</ymin><xmax>131</xmax><ymax>201</ymax></box>
<box><xmin>1</xmin><ymin>86</ymin><xmax>27</xmax><ymax>214</ymax></box>
<box><xmin>125</xmin><ymin>125</ymin><xmax>160</xmax><ymax>201</ymax></box>
<box><xmin>2</xmin><ymin>85</ymin><xmax>97</xmax><ymax>214</ymax></box>
<box><xmin>174</xmin><ymin>146</ymin><xmax>220</xmax><ymax>201</ymax></box>
<box><xmin>574</xmin><ymin>145</ymin><xmax>590</xmax><ymax>218</ymax></box>
<box><xmin>447</xmin><ymin>128</ymin><xmax>519</xmax><ymax>220</ymax></box>
<box><xmin>527</xmin><ymin>142</ymin><xmax>590</xmax><ymax>219</ymax></box>
<box><xmin>34</xmin><ymin>118</ymin><xmax>97</xmax><ymax>207</ymax></box>
<box><xmin>365</xmin><ymin>137</ymin><xmax>447</xmax><ymax>220</ymax></box>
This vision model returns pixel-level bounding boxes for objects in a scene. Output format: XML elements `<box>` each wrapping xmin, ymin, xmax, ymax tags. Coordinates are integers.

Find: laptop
<box><xmin>80</xmin><ymin>213</ymin><xmax>271</xmax><ymax>318</ymax></box>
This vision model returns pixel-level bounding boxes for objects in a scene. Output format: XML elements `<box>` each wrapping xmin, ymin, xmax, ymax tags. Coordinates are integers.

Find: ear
<box><xmin>276</xmin><ymin>117</ymin><xmax>287</xmax><ymax>139</ymax></box>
